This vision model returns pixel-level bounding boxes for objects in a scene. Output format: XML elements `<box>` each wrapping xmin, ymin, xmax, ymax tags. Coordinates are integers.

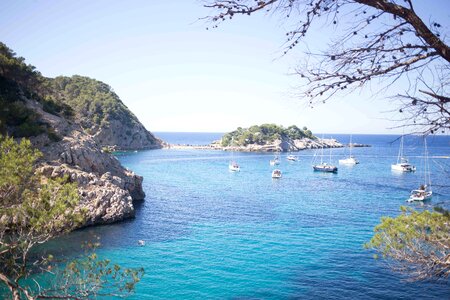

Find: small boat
<box><xmin>138</xmin><ymin>240</ymin><xmax>145</xmax><ymax>246</ymax></box>
<box><xmin>339</xmin><ymin>135</ymin><xmax>359</xmax><ymax>165</ymax></box>
<box><xmin>339</xmin><ymin>155</ymin><xmax>359</xmax><ymax>165</ymax></box>
<box><xmin>406</xmin><ymin>138</ymin><xmax>432</xmax><ymax>202</ymax></box>
<box><xmin>272</xmin><ymin>169</ymin><xmax>282</xmax><ymax>178</ymax></box>
<box><xmin>313</xmin><ymin>137</ymin><xmax>338</xmax><ymax>173</ymax></box>
<box><xmin>287</xmin><ymin>155</ymin><xmax>298</xmax><ymax>161</ymax></box>
<box><xmin>407</xmin><ymin>185</ymin><xmax>432</xmax><ymax>202</ymax></box>
<box><xmin>270</xmin><ymin>154</ymin><xmax>280</xmax><ymax>166</ymax></box>
<box><xmin>229</xmin><ymin>161</ymin><xmax>240</xmax><ymax>172</ymax></box>
<box><xmin>391</xmin><ymin>136</ymin><xmax>415</xmax><ymax>172</ymax></box>
<box><xmin>313</xmin><ymin>163</ymin><xmax>338</xmax><ymax>173</ymax></box>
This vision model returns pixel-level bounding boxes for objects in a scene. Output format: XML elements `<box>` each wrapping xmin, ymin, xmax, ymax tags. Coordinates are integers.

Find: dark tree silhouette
<box><xmin>203</xmin><ymin>0</ymin><xmax>449</xmax><ymax>134</ymax></box>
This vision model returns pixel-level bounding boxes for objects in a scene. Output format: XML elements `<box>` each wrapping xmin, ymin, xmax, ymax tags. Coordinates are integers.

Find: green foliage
<box><xmin>365</xmin><ymin>206</ymin><xmax>450</xmax><ymax>281</ymax></box>
<box><xmin>221</xmin><ymin>124</ymin><xmax>316</xmax><ymax>146</ymax></box>
<box><xmin>0</xmin><ymin>136</ymin><xmax>143</xmax><ymax>298</ymax></box>
<box><xmin>49</xmin><ymin>75</ymin><xmax>139</xmax><ymax>131</ymax></box>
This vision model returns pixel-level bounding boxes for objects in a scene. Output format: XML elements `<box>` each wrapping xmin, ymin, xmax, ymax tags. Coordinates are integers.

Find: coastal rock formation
<box><xmin>27</xmin><ymin>98</ymin><xmax>144</xmax><ymax>225</ymax></box>
<box><xmin>211</xmin><ymin>137</ymin><xmax>343</xmax><ymax>152</ymax></box>
<box><xmin>0</xmin><ymin>42</ymin><xmax>155</xmax><ymax>227</ymax></box>
<box><xmin>49</xmin><ymin>75</ymin><xmax>162</xmax><ymax>150</ymax></box>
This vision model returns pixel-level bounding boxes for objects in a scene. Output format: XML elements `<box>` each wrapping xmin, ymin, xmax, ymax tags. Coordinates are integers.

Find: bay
<box><xmin>42</xmin><ymin>134</ymin><xmax>450</xmax><ymax>299</ymax></box>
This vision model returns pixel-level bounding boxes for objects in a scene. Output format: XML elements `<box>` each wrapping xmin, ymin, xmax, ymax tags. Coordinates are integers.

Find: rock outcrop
<box><xmin>1</xmin><ymin>42</ymin><xmax>158</xmax><ymax>227</ymax></box>
<box><xmin>49</xmin><ymin>75</ymin><xmax>162</xmax><ymax>150</ymax></box>
<box><xmin>27</xmin><ymin>99</ymin><xmax>144</xmax><ymax>225</ymax></box>
<box><xmin>211</xmin><ymin>137</ymin><xmax>344</xmax><ymax>152</ymax></box>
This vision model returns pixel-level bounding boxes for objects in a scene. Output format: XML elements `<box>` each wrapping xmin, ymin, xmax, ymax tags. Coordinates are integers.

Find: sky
<box><xmin>0</xmin><ymin>0</ymin><xmax>449</xmax><ymax>134</ymax></box>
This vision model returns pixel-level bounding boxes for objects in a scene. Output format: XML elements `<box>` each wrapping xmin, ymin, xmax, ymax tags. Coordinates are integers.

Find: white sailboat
<box><xmin>313</xmin><ymin>137</ymin><xmax>338</xmax><ymax>173</ymax></box>
<box><xmin>228</xmin><ymin>138</ymin><xmax>240</xmax><ymax>172</ymax></box>
<box><xmin>407</xmin><ymin>138</ymin><xmax>432</xmax><ymax>202</ymax></box>
<box><xmin>339</xmin><ymin>135</ymin><xmax>359</xmax><ymax>165</ymax></box>
<box><xmin>391</xmin><ymin>136</ymin><xmax>416</xmax><ymax>172</ymax></box>
<box><xmin>270</xmin><ymin>152</ymin><xmax>280</xmax><ymax>166</ymax></box>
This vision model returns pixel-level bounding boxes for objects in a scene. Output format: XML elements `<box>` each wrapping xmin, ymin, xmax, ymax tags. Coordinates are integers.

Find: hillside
<box><xmin>0</xmin><ymin>42</ymin><xmax>159</xmax><ymax>226</ymax></box>
<box><xmin>48</xmin><ymin>75</ymin><xmax>161</xmax><ymax>150</ymax></box>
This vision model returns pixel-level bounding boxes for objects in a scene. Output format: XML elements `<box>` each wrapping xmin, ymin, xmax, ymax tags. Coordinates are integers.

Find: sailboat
<box><xmin>270</xmin><ymin>152</ymin><xmax>280</xmax><ymax>166</ymax></box>
<box><xmin>228</xmin><ymin>138</ymin><xmax>240</xmax><ymax>172</ymax></box>
<box><xmin>339</xmin><ymin>135</ymin><xmax>359</xmax><ymax>165</ymax></box>
<box><xmin>407</xmin><ymin>138</ymin><xmax>432</xmax><ymax>202</ymax></box>
<box><xmin>391</xmin><ymin>135</ymin><xmax>416</xmax><ymax>172</ymax></box>
<box><xmin>313</xmin><ymin>137</ymin><xmax>338</xmax><ymax>173</ymax></box>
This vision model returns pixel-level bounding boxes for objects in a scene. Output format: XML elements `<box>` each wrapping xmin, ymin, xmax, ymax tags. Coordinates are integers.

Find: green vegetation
<box><xmin>221</xmin><ymin>124</ymin><xmax>315</xmax><ymax>147</ymax></box>
<box><xmin>0</xmin><ymin>42</ymin><xmax>139</xmax><ymax>141</ymax></box>
<box><xmin>0</xmin><ymin>42</ymin><xmax>73</xmax><ymax>138</ymax></box>
<box><xmin>365</xmin><ymin>206</ymin><xmax>450</xmax><ymax>281</ymax></box>
<box><xmin>0</xmin><ymin>136</ymin><xmax>143</xmax><ymax>298</ymax></box>
<box><xmin>49</xmin><ymin>75</ymin><xmax>140</xmax><ymax>130</ymax></box>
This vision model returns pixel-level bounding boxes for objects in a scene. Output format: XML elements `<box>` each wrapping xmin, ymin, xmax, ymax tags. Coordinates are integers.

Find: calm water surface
<box><xmin>51</xmin><ymin>134</ymin><xmax>450</xmax><ymax>298</ymax></box>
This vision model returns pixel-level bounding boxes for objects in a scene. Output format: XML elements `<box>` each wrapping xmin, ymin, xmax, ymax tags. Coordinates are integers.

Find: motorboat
<box><xmin>272</xmin><ymin>169</ymin><xmax>282</xmax><ymax>178</ymax></box>
<box><xmin>287</xmin><ymin>155</ymin><xmax>298</xmax><ymax>161</ymax></box>
<box><xmin>229</xmin><ymin>161</ymin><xmax>240</xmax><ymax>172</ymax></box>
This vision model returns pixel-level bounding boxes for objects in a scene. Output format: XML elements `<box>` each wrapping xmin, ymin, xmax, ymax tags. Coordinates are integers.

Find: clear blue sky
<box><xmin>1</xmin><ymin>0</ymin><xmax>448</xmax><ymax>134</ymax></box>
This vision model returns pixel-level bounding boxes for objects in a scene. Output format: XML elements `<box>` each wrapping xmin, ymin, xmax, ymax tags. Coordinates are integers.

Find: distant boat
<box><xmin>270</xmin><ymin>153</ymin><xmax>280</xmax><ymax>166</ymax></box>
<box><xmin>229</xmin><ymin>161</ymin><xmax>240</xmax><ymax>172</ymax></box>
<box><xmin>313</xmin><ymin>137</ymin><xmax>338</xmax><ymax>173</ymax></box>
<box><xmin>407</xmin><ymin>138</ymin><xmax>432</xmax><ymax>202</ymax></box>
<box><xmin>229</xmin><ymin>137</ymin><xmax>240</xmax><ymax>172</ymax></box>
<box><xmin>287</xmin><ymin>154</ymin><xmax>298</xmax><ymax>161</ymax></box>
<box><xmin>138</xmin><ymin>240</ymin><xmax>145</xmax><ymax>246</ymax></box>
<box><xmin>391</xmin><ymin>136</ymin><xmax>416</xmax><ymax>172</ymax></box>
<box><xmin>339</xmin><ymin>135</ymin><xmax>359</xmax><ymax>165</ymax></box>
<box><xmin>272</xmin><ymin>169</ymin><xmax>282</xmax><ymax>178</ymax></box>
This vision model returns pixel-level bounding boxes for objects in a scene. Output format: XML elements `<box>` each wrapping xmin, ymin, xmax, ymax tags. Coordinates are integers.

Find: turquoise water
<box><xmin>29</xmin><ymin>134</ymin><xmax>450</xmax><ymax>298</ymax></box>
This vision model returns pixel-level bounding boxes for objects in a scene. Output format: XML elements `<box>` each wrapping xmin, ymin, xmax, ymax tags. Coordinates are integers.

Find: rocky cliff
<box><xmin>0</xmin><ymin>42</ymin><xmax>156</xmax><ymax>226</ymax></box>
<box><xmin>49</xmin><ymin>75</ymin><xmax>162</xmax><ymax>150</ymax></box>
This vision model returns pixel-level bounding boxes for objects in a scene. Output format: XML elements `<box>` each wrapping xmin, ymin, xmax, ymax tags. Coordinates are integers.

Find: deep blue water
<box><xmin>36</xmin><ymin>134</ymin><xmax>450</xmax><ymax>298</ymax></box>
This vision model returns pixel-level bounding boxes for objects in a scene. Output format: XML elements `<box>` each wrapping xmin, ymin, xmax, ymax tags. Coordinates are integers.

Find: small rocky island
<box><xmin>170</xmin><ymin>124</ymin><xmax>369</xmax><ymax>152</ymax></box>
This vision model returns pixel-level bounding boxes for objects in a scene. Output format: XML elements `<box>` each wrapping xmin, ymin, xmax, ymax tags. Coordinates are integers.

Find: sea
<box><xmin>36</xmin><ymin>133</ymin><xmax>450</xmax><ymax>298</ymax></box>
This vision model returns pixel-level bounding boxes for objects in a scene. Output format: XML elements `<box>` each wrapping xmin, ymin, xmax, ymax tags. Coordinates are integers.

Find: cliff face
<box><xmin>0</xmin><ymin>42</ymin><xmax>156</xmax><ymax>226</ymax></box>
<box><xmin>49</xmin><ymin>75</ymin><xmax>162</xmax><ymax>150</ymax></box>
<box><xmin>26</xmin><ymin>97</ymin><xmax>144</xmax><ymax>225</ymax></box>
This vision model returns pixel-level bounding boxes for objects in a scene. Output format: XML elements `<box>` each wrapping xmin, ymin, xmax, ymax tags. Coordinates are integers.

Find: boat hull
<box><xmin>339</xmin><ymin>158</ymin><xmax>359</xmax><ymax>165</ymax></box>
<box><xmin>391</xmin><ymin>164</ymin><xmax>416</xmax><ymax>172</ymax></box>
<box><xmin>313</xmin><ymin>165</ymin><xmax>338</xmax><ymax>173</ymax></box>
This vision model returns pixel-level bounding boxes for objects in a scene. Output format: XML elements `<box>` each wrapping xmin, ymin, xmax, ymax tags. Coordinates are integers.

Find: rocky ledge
<box><xmin>169</xmin><ymin>137</ymin><xmax>345</xmax><ymax>152</ymax></box>
<box><xmin>28</xmin><ymin>98</ymin><xmax>145</xmax><ymax>227</ymax></box>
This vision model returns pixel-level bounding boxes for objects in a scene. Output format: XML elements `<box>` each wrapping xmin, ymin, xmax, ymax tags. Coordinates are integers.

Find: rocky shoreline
<box><xmin>166</xmin><ymin>137</ymin><xmax>370</xmax><ymax>152</ymax></box>
<box><xmin>25</xmin><ymin>97</ymin><xmax>148</xmax><ymax>227</ymax></box>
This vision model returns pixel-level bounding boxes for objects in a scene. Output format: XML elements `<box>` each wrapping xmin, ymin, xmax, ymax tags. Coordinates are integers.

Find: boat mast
<box><xmin>424</xmin><ymin>137</ymin><xmax>431</xmax><ymax>190</ymax></box>
<box><xmin>320</xmin><ymin>135</ymin><xmax>324</xmax><ymax>164</ymax></box>
<box><xmin>397</xmin><ymin>135</ymin><xmax>404</xmax><ymax>163</ymax></box>
<box><xmin>349</xmin><ymin>135</ymin><xmax>353</xmax><ymax>157</ymax></box>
